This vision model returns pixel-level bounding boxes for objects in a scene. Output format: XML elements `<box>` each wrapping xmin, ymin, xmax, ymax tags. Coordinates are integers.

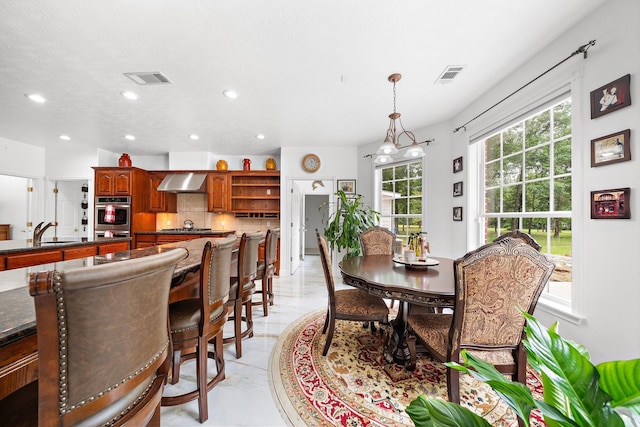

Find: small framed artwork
<box><xmin>337</xmin><ymin>179</ymin><xmax>356</xmax><ymax>195</ymax></box>
<box><xmin>453</xmin><ymin>157</ymin><xmax>463</xmax><ymax>173</ymax></box>
<box><xmin>453</xmin><ymin>206</ymin><xmax>463</xmax><ymax>221</ymax></box>
<box><xmin>590</xmin><ymin>74</ymin><xmax>631</xmax><ymax>119</ymax></box>
<box><xmin>590</xmin><ymin>187</ymin><xmax>630</xmax><ymax>219</ymax></box>
<box><xmin>453</xmin><ymin>181</ymin><xmax>463</xmax><ymax>197</ymax></box>
<box><xmin>591</xmin><ymin>129</ymin><xmax>631</xmax><ymax>167</ymax></box>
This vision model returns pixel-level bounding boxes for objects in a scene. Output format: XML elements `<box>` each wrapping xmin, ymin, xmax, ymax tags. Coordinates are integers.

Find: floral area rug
<box><xmin>269</xmin><ymin>310</ymin><xmax>545</xmax><ymax>426</ymax></box>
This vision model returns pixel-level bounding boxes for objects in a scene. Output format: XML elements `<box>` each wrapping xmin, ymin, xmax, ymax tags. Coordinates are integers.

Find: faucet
<box><xmin>33</xmin><ymin>221</ymin><xmax>57</xmax><ymax>246</ymax></box>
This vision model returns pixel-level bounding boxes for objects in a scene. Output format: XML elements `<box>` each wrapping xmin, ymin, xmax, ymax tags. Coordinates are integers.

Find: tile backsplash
<box><xmin>155</xmin><ymin>193</ymin><xmax>277</xmax><ymax>234</ymax></box>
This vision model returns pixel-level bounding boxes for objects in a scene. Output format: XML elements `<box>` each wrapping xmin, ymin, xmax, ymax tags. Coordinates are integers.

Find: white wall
<box><xmin>440</xmin><ymin>0</ymin><xmax>637</xmax><ymax>363</ymax></box>
<box><xmin>279</xmin><ymin>145</ymin><xmax>358</xmax><ymax>275</ymax></box>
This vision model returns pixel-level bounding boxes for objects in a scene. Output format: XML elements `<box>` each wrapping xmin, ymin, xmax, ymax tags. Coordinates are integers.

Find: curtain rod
<box><xmin>453</xmin><ymin>39</ymin><xmax>596</xmax><ymax>133</ymax></box>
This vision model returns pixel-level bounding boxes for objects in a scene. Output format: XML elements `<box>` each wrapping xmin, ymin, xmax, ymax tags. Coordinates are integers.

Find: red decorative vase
<box><xmin>243</xmin><ymin>158</ymin><xmax>251</xmax><ymax>171</ymax></box>
<box><xmin>118</xmin><ymin>153</ymin><xmax>132</xmax><ymax>167</ymax></box>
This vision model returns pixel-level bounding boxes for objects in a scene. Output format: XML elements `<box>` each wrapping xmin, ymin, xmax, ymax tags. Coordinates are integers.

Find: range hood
<box><xmin>157</xmin><ymin>173</ymin><xmax>207</xmax><ymax>192</ymax></box>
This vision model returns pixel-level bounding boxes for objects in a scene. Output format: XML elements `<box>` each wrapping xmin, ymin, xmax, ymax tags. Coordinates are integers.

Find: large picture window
<box><xmin>377</xmin><ymin>160</ymin><xmax>423</xmax><ymax>243</ymax></box>
<box><xmin>478</xmin><ymin>97</ymin><xmax>572</xmax><ymax>303</ymax></box>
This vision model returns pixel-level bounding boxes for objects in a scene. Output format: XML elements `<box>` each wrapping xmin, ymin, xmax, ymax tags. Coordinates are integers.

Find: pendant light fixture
<box><xmin>372</xmin><ymin>73</ymin><xmax>431</xmax><ymax>164</ymax></box>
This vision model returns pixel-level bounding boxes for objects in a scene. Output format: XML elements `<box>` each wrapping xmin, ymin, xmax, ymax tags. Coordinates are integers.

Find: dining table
<box><xmin>0</xmin><ymin>237</ymin><xmax>240</xmax><ymax>401</ymax></box>
<box><xmin>339</xmin><ymin>254</ymin><xmax>455</xmax><ymax>366</ymax></box>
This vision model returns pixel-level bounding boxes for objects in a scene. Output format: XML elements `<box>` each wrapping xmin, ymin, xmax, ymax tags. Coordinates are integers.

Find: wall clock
<box><xmin>302</xmin><ymin>154</ymin><xmax>321</xmax><ymax>173</ymax></box>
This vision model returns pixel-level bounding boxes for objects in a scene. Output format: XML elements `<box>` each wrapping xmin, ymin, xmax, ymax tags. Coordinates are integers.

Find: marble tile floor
<box><xmin>161</xmin><ymin>254</ymin><xmax>343</xmax><ymax>426</ymax></box>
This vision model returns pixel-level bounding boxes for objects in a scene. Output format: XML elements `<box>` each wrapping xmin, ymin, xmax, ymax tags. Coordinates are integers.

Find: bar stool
<box><xmin>161</xmin><ymin>236</ymin><xmax>235</xmax><ymax>423</ymax></box>
<box><xmin>253</xmin><ymin>228</ymin><xmax>279</xmax><ymax>316</ymax></box>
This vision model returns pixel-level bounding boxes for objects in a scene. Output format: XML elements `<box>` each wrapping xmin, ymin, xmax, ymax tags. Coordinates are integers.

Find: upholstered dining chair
<box><xmin>493</xmin><ymin>229</ymin><xmax>542</xmax><ymax>251</ymax></box>
<box><xmin>406</xmin><ymin>236</ymin><xmax>555</xmax><ymax>419</ymax></box>
<box><xmin>2</xmin><ymin>248</ymin><xmax>187</xmax><ymax>427</ymax></box>
<box><xmin>224</xmin><ymin>231</ymin><xmax>262</xmax><ymax>358</ymax></box>
<box><xmin>253</xmin><ymin>228</ymin><xmax>279</xmax><ymax>316</ymax></box>
<box><xmin>161</xmin><ymin>236</ymin><xmax>235</xmax><ymax>423</ymax></box>
<box><xmin>359</xmin><ymin>225</ymin><xmax>395</xmax><ymax>256</ymax></box>
<box><xmin>359</xmin><ymin>225</ymin><xmax>399</xmax><ymax>312</ymax></box>
<box><xmin>316</xmin><ymin>229</ymin><xmax>390</xmax><ymax>356</ymax></box>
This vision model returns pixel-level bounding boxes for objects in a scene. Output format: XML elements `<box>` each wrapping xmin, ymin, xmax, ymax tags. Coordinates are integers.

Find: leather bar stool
<box><xmin>223</xmin><ymin>231</ymin><xmax>262</xmax><ymax>358</ymax></box>
<box><xmin>161</xmin><ymin>236</ymin><xmax>235</xmax><ymax>423</ymax></box>
<box><xmin>253</xmin><ymin>228</ymin><xmax>279</xmax><ymax>316</ymax></box>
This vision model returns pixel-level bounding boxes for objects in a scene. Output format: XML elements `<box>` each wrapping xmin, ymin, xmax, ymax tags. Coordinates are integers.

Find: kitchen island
<box><xmin>0</xmin><ymin>238</ymin><xmax>131</xmax><ymax>274</ymax></box>
<box><xmin>135</xmin><ymin>229</ymin><xmax>235</xmax><ymax>248</ymax></box>
<box><xmin>0</xmin><ymin>237</ymin><xmax>236</xmax><ymax>401</ymax></box>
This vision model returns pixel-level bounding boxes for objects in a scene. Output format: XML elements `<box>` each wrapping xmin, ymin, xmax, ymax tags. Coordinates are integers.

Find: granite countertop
<box><xmin>0</xmin><ymin>237</ymin><xmax>236</xmax><ymax>347</ymax></box>
<box><xmin>0</xmin><ymin>237</ymin><xmax>131</xmax><ymax>255</ymax></box>
<box><xmin>136</xmin><ymin>230</ymin><xmax>236</xmax><ymax>235</ymax></box>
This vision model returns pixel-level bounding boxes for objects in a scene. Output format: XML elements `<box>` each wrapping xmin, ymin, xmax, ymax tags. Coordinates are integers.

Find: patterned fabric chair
<box><xmin>493</xmin><ymin>229</ymin><xmax>542</xmax><ymax>251</ymax></box>
<box><xmin>359</xmin><ymin>226</ymin><xmax>395</xmax><ymax>256</ymax></box>
<box><xmin>316</xmin><ymin>229</ymin><xmax>389</xmax><ymax>356</ymax></box>
<box><xmin>406</xmin><ymin>236</ymin><xmax>555</xmax><ymax>421</ymax></box>
<box><xmin>2</xmin><ymin>248</ymin><xmax>187</xmax><ymax>427</ymax></box>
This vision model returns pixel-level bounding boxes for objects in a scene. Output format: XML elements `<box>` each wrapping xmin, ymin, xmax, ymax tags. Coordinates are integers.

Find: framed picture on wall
<box><xmin>590</xmin><ymin>187</ymin><xmax>630</xmax><ymax>219</ymax></box>
<box><xmin>453</xmin><ymin>157</ymin><xmax>463</xmax><ymax>173</ymax></box>
<box><xmin>453</xmin><ymin>181</ymin><xmax>463</xmax><ymax>197</ymax></box>
<box><xmin>337</xmin><ymin>179</ymin><xmax>356</xmax><ymax>195</ymax></box>
<box><xmin>590</xmin><ymin>74</ymin><xmax>631</xmax><ymax>119</ymax></box>
<box><xmin>453</xmin><ymin>206</ymin><xmax>463</xmax><ymax>221</ymax></box>
<box><xmin>591</xmin><ymin>129</ymin><xmax>631</xmax><ymax>167</ymax></box>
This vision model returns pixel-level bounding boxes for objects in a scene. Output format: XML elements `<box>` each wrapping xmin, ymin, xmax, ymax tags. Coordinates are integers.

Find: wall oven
<box><xmin>95</xmin><ymin>196</ymin><xmax>131</xmax><ymax>238</ymax></box>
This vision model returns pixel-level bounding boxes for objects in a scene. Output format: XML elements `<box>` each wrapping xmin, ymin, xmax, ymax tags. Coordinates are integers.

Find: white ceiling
<box><xmin>0</xmin><ymin>0</ymin><xmax>606</xmax><ymax>156</ymax></box>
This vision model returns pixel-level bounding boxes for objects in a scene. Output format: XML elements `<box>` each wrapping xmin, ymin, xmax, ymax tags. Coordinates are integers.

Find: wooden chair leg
<box><xmin>406</xmin><ymin>334</ymin><xmax>417</xmax><ymax>371</ymax></box>
<box><xmin>196</xmin><ymin>336</ymin><xmax>208</xmax><ymax>423</ymax></box>
<box><xmin>267</xmin><ymin>275</ymin><xmax>274</xmax><ymax>306</ymax></box>
<box><xmin>322</xmin><ymin>309</ymin><xmax>330</xmax><ymax>333</ymax></box>
<box><xmin>262</xmin><ymin>279</ymin><xmax>269</xmax><ymax>316</ymax></box>
<box><xmin>322</xmin><ymin>314</ymin><xmax>336</xmax><ymax>356</ymax></box>
<box><xmin>169</xmin><ymin>349</ymin><xmax>182</xmax><ymax>385</ymax></box>
<box><xmin>245</xmin><ymin>299</ymin><xmax>254</xmax><ymax>338</ymax></box>
<box><xmin>234</xmin><ymin>299</ymin><xmax>243</xmax><ymax>358</ymax></box>
<box><xmin>447</xmin><ymin>367</ymin><xmax>460</xmax><ymax>404</ymax></box>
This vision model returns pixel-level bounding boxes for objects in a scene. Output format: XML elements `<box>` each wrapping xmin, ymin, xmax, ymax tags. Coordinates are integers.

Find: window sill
<box><xmin>536</xmin><ymin>297</ymin><xmax>585</xmax><ymax>325</ymax></box>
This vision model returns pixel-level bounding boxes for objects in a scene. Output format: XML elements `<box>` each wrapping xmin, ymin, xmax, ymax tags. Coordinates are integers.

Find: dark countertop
<box><xmin>136</xmin><ymin>230</ymin><xmax>236</xmax><ymax>235</ymax></box>
<box><xmin>0</xmin><ymin>237</ymin><xmax>131</xmax><ymax>255</ymax></box>
<box><xmin>0</xmin><ymin>237</ymin><xmax>237</xmax><ymax>347</ymax></box>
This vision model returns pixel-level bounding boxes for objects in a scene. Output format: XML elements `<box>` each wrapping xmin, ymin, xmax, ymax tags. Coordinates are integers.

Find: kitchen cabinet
<box><xmin>228</xmin><ymin>171</ymin><xmax>280</xmax><ymax>218</ymax></box>
<box><xmin>135</xmin><ymin>234</ymin><xmax>156</xmax><ymax>249</ymax></box>
<box><xmin>6</xmin><ymin>250</ymin><xmax>63</xmax><ymax>270</ymax></box>
<box><xmin>207</xmin><ymin>172</ymin><xmax>228</xmax><ymax>212</ymax></box>
<box><xmin>95</xmin><ymin>169</ymin><xmax>132</xmax><ymax>195</ymax></box>
<box><xmin>148</xmin><ymin>172</ymin><xmax>177</xmax><ymax>212</ymax></box>
<box><xmin>0</xmin><ymin>225</ymin><xmax>10</xmax><ymax>241</ymax></box>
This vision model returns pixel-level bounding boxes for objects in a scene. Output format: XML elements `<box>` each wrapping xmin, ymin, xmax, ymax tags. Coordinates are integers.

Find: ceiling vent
<box><xmin>123</xmin><ymin>71</ymin><xmax>172</xmax><ymax>85</ymax></box>
<box><xmin>434</xmin><ymin>65</ymin><xmax>466</xmax><ymax>84</ymax></box>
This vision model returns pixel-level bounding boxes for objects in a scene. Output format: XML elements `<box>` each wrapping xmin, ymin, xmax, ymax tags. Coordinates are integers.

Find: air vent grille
<box><xmin>123</xmin><ymin>71</ymin><xmax>172</xmax><ymax>85</ymax></box>
<box><xmin>435</xmin><ymin>65</ymin><xmax>465</xmax><ymax>84</ymax></box>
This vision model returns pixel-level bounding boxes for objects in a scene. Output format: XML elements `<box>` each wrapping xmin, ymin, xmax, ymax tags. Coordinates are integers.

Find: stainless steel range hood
<box><xmin>157</xmin><ymin>173</ymin><xmax>207</xmax><ymax>192</ymax></box>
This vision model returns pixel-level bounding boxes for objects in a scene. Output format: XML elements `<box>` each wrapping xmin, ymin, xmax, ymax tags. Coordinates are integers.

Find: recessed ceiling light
<box><xmin>189</xmin><ymin>134</ymin><xmax>199</xmax><ymax>140</ymax></box>
<box><xmin>25</xmin><ymin>94</ymin><xmax>46</xmax><ymax>103</ymax></box>
<box><xmin>124</xmin><ymin>135</ymin><xmax>136</xmax><ymax>141</ymax></box>
<box><xmin>59</xmin><ymin>135</ymin><xmax>71</xmax><ymax>141</ymax></box>
<box><xmin>256</xmin><ymin>134</ymin><xmax>265</xmax><ymax>140</ymax></box>
<box><xmin>223</xmin><ymin>90</ymin><xmax>238</xmax><ymax>99</ymax></box>
<box><xmin>121</xmin><ymin>91</ymin><xmax>139</xmax><ymax>100</ymax></box>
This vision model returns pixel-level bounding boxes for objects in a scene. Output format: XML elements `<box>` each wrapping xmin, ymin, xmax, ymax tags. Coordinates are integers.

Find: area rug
<box><xmin>269</xmin><ymin>310</ymin><xmax>545</xmax><ymax>426</ymax></box>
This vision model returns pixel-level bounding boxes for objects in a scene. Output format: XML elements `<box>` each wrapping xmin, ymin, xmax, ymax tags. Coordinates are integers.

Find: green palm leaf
<box><xmin>405</xmin><ymin>395</ymin><xmax>491</xmax><ymax>427</ymax></box>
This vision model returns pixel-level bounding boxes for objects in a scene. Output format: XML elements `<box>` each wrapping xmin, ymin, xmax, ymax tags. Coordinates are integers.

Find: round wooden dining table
<box><xmin>339</xmin><ymin>254</ymin><xmax>455</xmax><ymax>366</ymax></box>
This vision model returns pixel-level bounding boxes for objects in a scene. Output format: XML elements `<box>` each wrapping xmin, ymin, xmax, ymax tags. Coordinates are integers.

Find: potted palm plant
<box><xmin>322</xmin><ymin>190</ymin><xmax>380</xmax><ymax>258</ymax></box>
<box><xmin>406</xmin><ymin>312</ymin><xmax>640</xmax><ymax>426</ymax></box>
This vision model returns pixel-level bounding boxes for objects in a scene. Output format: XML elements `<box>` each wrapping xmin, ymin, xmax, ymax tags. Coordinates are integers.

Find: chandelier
<box><xmin>373</xmin><ymin>73</ymin><xmax>432</xmax><ymax>164</ymax></box>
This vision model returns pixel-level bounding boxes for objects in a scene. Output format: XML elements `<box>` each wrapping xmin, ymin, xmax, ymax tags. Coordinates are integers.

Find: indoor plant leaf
<box><xmin>597</xmin><ymin>359</ymin><xmax>640</xmax><ymax>412</ymax></box>
<box><xmin>405</xmin><ymin>394</ymin><xmax>491</xmax><ymax>427</ymax></box>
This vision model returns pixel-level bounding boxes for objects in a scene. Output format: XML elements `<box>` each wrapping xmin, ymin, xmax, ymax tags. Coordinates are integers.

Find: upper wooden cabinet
<box><xmin>95</xmin><ymin>169</ymin><xmax>132</xmax><ymax>195</ymax></box>
<box><xmin>228</xmin><ymin>171</ymin><xmax>280</xmax><ymax>218</ymax></box>
<box><xmin>207</xmin><ymin>172</ymin><xmax>228</xmax><ymax>212</ymax></box>
<box><xmin>148</xmin><ymin>172</ymin><xmax>177</xmax><ymax>213</ymax></box>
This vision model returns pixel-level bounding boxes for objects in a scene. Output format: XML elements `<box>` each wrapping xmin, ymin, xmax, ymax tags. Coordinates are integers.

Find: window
<box><xmin>477</xmin><ymin>97</ymin><xmax>572</xmax><ymax>303</ymax></box>
<box><xmin>377</xmin><ymin>160</ymin><xmax>423</xmax><ymax>243</ymax></box>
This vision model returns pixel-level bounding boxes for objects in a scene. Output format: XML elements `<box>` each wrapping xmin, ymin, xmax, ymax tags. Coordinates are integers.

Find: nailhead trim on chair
<box><xmin>53</xmin><ymin>272</ymin><xmax>169</xmax><ymax>415</ymax></box>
